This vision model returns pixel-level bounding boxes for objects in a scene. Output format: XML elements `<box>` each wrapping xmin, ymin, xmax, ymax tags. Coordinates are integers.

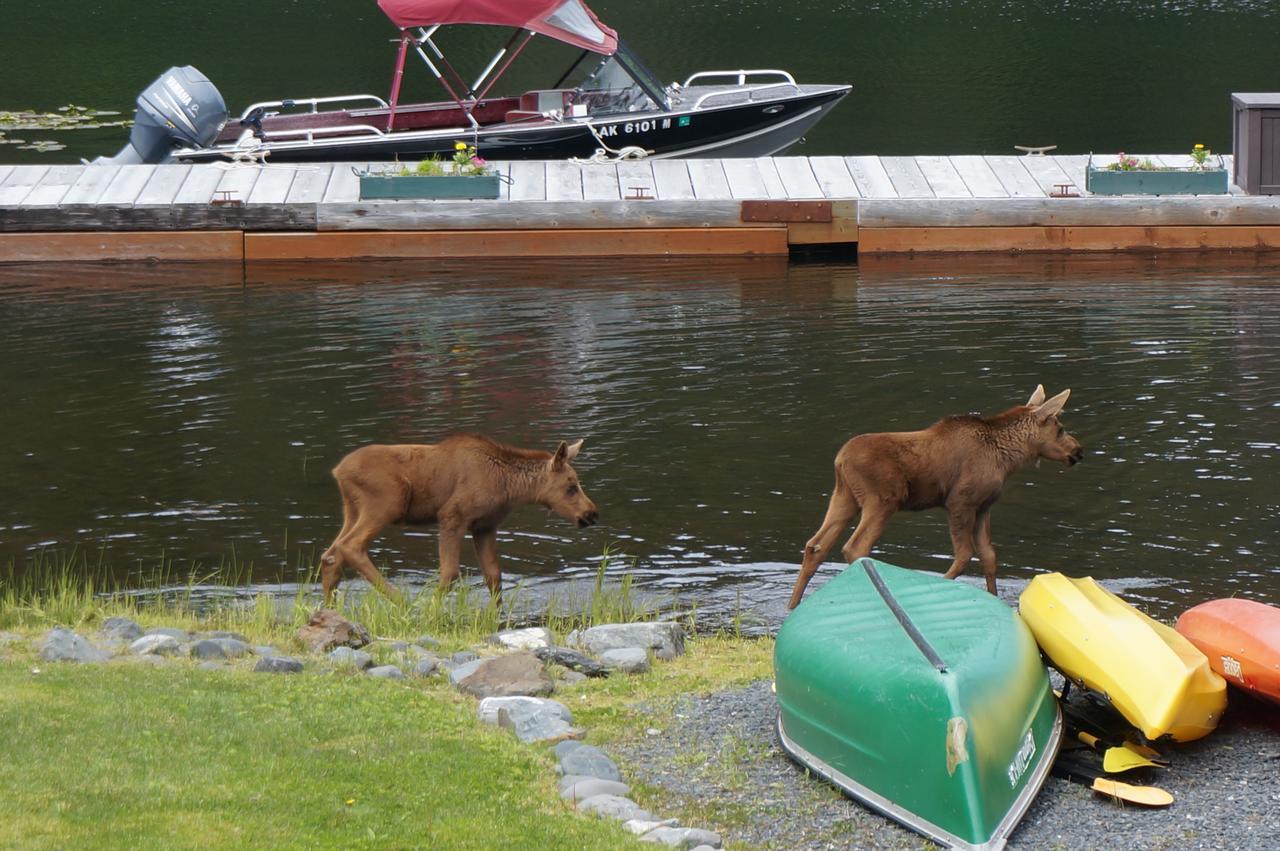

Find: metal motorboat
<box><xmin>98</xmin><ymin>0</ymin><xmax>851</xmax><ymax>165</ymax></box>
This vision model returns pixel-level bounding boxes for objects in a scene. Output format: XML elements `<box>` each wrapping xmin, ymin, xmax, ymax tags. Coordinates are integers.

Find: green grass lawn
<box><xmin>0</xmin><ymin>662</ymin><xmax>638</xmax><ymax>850</ymax></box>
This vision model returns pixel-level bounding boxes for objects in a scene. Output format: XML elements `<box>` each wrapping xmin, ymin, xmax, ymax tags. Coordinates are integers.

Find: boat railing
<box><xmin>681</xmin><ymin>70</ymin><xmax>798</xmax><ymax>88</ymax></box>
<box><xmin>232</xmin><ymin>123</ymin><xmax>390</xmax><ymax>149</ymax></box>
<box><xmin>235</xmin><ymin>94</ymin><xmax>390</xmax><ymax>120</ymax></box>
<box><xmin>687</xmin><ymin>82</ymin><xmax>802</xmax><ymax>111</ymax></box>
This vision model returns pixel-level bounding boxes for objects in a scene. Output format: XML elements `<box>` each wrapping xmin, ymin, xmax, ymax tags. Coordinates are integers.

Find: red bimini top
<box><xmin>377</xmin><ymin>0</ymin><xmax>619</xmax><ymax>54</ymax></box>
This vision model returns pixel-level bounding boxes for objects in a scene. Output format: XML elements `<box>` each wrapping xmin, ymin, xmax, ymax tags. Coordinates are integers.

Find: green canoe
<box><xmin>775</xmin><ymin>559</ymin><xmax>1061</xmax><ymax>850</ymax></box>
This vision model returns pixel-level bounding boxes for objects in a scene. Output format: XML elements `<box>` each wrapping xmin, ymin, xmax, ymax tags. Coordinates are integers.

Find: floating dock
<box><xmin>4</xmin><ymin>154</ymin><xmax>1280</xmax><ymax>262</ymax></box>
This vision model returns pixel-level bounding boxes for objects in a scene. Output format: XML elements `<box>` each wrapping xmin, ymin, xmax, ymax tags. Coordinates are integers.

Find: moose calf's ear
<box><xmin>550</xmin><ymin>441</ymin><xmax>569</xmax><ymax>470</ymax></box>
<box><xmin>565</xmin><ymin>439</ymin><xmax>584</xmax><ymax>461</ymax></box>
<box><xmin>1034</xmin><ymin>389</ymin><xmax>1071</xmax><ymax>421</ymax></box>
<box><xmin>1026</xmin><ymin>384</ymin><xmax>1047</xmax><ymax>407</ymax></box>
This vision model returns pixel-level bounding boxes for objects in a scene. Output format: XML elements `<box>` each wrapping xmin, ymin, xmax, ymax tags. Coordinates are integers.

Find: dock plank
<box><xmin>652</xmin><ymin>160</ymin><xmax>694</xmax><ymax>200</ymax></box>
<box><xmin>174</xmin><ymin>165</ymin><xmax>227</xmax><ymax>205</ymax></box>
<box><xmin>509</xmin><ymin>161</ymin><xmax>547</xmax><ymax>201</ymax></box>
<box><xmin>1156</xmin><ymin>154</ymin><xmax>1197</xmax><ymax>169</ymax></box>
<box><xmin>949</xmin><ymin>156</ymin><xmax>1008</xmax><ymax>197</ymax></box>
<box><xmin>284</xmin><ymin>163</ymin><xmax>334</xmax><ymax>204</ymax></box>
<box><xmin>809</xmin><ymin>156</ymin><xmax>860</xmax><ymax>198</ymax></box>
<box><xmin>688</xmin><ymin>160</ymin><xmax>732</xmax><ymax>199</ymax></box>
<box><xmin>215</xmin><ymin>166</ymin><xmax>263</xmax><ymax>204</ymax></box>
<box><xmin>856</xmin><ymin>196</ymin><xmax>1280</xmax><ymax>228</ymax></box>
<box><xmin>880</xmin><ymin>157</ymin><xmax>935</xmax><ymax>198</ymax></box>
<box><xmin>845</xmin><ymin>156</ymin><xmax>897</xmax><ymax>198</ymax></box>
<box><xmin>134</xmin><ymin>165</ymin><xmax>194</xmax><ymax>206</ymax></box>
<box><xmin>22</xmin><ymin>165</ymin><xmax>85</xmax><ymax>207</ymax></box>
<box><xmin>915</xmin><ymin>156</ymin><xmax>971</xmax><ymax>198</ymax></box>
<box><xmin>247</xmin><ymin>166</ymin><xmax>298</xmax><ymax>205</ymax></box>
<box><xmin>721</xmin><ymin>159</ymin><xmax>767</xmax><ymax>199</ymax></box>
<box><xmin>581</xmin><ymin>163</ymin><xmax>621</xmax><ymax>201</ymax></box>
<box><xmin>1019</xmin><ymin>156</ymin><xmax>1072</xmax><ymax>195</ymax></box>
<box><xmin>984</xmin><ymin>156</ymin><xmax>1044</xmax><ymax>198</ymax></box>
<box><xmin>1052</xmin><ymin>155</ymin><xmax>1089</xmax><ymax>196</ymax></box>
<box><xmin>774</xmin><ymin>157</ymin><xmax>823</xmax><ymax>198</ymax></box>
<box><xmin>545</xmin><ymin>161</ymin><xmax>584</xmax><ymax>201</ymax></box>
<box><xmin>753</xmin><ymin>158</ymin><xmax>789</xmax><ymax>199</ymax></box>
<box><xmin>318</xmin><ymin>199</ymin><xmax>754</xmax><ymax>231</ymax></box>
<box><xmin>322</xmin><ymin>163</ymin><xmax>365</xmax><ymax>203</ymax></box>
<box><xmin>0</xmin><ymin>166</ymin><xmax>50</xmax><ymax>206</ymax></box>
<box><xmin>61</xmin><ymin>165</ymin><xmax>121</xmax><ymax>205</ymax></box>
<box><xmin>98</xmin><ymin>165</ymin><xmax>155</xmax><ymax>205</ymax></box>
<box><xmin>616</xmin><ymin>161</ymin><xmax>657</xmax><ymax>199</ymax></box>
<box><xmin>0</xmin><ymin>165</ymin><xmax>13</xmax><ymax>188</ymax></box>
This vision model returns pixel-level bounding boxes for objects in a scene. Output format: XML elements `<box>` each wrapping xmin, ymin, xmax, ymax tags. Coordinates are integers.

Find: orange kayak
<box><xmin>1176</xmin><ymin>599</ymin><xmax>1280</xmax><ymax>707</ymax></box>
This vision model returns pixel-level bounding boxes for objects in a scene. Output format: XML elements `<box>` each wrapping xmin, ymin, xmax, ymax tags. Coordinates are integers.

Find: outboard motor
<box><xmin>95</xmin><ymin>66</ymin><xmax>227</xmax><ymax>164</ymax></box>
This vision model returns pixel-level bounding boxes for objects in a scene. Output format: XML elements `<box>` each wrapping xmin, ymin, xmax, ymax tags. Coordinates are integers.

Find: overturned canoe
<box><xmin>776</xmin><ymin>559</ymin><xmax>1061</xmax><ymax>850</ymax></box>
<box><xmin>1019</xmin><ymin>573</ymin><xmax>1226</xmax><ymax>742</ymax></box>
<box><xmin>1177</xmin><ymin>598</ymin><xmax>1280</xmax><ymax>707</ymax></box>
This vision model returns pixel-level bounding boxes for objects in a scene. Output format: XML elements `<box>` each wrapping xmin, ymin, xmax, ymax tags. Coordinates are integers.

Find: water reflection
<box><xmin>0</xmin><ymin>255</ymin><xmax>1277</xmax><ymax>627</ymax></box>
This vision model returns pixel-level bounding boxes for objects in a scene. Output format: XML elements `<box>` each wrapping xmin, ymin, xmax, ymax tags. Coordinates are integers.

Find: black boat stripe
<box><xmin>860</xmin><ymin>558</ymin><xmax>949</xmax><ymax>673</ymax></box>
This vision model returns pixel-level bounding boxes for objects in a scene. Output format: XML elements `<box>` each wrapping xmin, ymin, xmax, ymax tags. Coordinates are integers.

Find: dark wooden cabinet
<box><xmin>1232</xmin><ymin>93</ymin><xmax>1280</xmax><ymax>195</ymax></box>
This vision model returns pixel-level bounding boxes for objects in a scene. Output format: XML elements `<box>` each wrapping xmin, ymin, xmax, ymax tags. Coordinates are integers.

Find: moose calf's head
<box><xmin>1023</xmin><ymin>385</ymin><xmax>1084</xmax><ymax>467</ymax></box>
<box><xmin>540</xmin><ymin>439</ymin><xmax>599</xmax><ymax>528</ymax></box>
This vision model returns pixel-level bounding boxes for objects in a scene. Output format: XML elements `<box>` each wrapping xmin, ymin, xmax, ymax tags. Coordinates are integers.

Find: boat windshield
<box><xmin>575</xmin><ymin>46</ymin><xmax>668</xmax><ymax>114</ymax></box>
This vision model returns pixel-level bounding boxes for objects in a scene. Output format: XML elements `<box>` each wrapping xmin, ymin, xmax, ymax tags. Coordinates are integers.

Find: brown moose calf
<box><xmin>319</xmin><ymin>434</ymin><xmax>598</xmax><ymax>601</ymax></box>
<box><xmin>788</xmin><ymin>385</ymin><xmax>1083</xmax><ymax>609</ymax></box>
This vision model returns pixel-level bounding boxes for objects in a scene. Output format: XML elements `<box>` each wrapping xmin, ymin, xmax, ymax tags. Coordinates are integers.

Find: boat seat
<box><xmin>504</xmin><ymin>110</ymin><xmax>552</xmax><ymax>124</ymax></box>
<box><xmin>519</xmin><ymin>90</ymin><xmax>575</xmax><ymax>112</ymax></box>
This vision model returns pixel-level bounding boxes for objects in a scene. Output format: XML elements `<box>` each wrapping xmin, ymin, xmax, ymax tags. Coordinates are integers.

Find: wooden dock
<box><xmin>4</xmin><ymin>154</ymin><xmax>1280</xmax><ymax>262</ymax></box>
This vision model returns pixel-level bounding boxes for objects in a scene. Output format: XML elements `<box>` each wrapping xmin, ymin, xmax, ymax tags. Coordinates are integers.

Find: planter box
<box><xmin>358</xmin><ymin>173</ymin><xmax>501</xmax><ymax>200</ymax></box>
<box><xmin>1085</xmin><ymin>167</ymin><xmax>1228</xmax><ymax>196</ymax></box>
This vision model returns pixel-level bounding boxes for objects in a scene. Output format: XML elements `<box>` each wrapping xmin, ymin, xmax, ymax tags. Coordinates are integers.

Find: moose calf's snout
<box><xmin>578</xmin><ymin>509</ymin><xmax>600</xmax><ymax>528</ymax></box>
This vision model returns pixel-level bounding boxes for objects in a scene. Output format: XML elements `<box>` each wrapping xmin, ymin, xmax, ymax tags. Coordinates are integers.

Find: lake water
<box><xmin>2</xmin><ymin>255</ymin><xmax>1277</xmax><ymax>624</ymax></box>
<box><xmin>3</xmin><ymin>2</ymin><xmax>1278</xmax><ymax>624</ymax></box>
<box><xmin>4</xmin><ymin>1</ymin><xmax>1280</xmax><ymax>162</ymax></box>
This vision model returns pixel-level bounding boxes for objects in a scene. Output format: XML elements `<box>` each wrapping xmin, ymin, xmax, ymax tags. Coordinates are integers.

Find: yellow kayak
<box><xmin>1019</xmin><ymin>574</ymin><xmax>1226</xmax><ymax>742</ymax></box>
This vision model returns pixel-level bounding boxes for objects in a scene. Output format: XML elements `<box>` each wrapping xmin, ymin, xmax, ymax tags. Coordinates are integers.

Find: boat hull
<box><xmin>176</xmin><ymin>87</ymin><xmax>850</xmax><ymax>163</ymax></box>
<box><xmin>775</xmin><ymin>559</ymin><xmax>1061</xmax><ymax>850</ymax></box>
<box><xmin>1019</xmin><ymin>574</ymin><xmax>1227</xmax><ymax>741</ymax></box>
<box><xmin>1176</xmin><ymin>598</ymin><xmax>1280</xmax><ymax>706</ymax></box>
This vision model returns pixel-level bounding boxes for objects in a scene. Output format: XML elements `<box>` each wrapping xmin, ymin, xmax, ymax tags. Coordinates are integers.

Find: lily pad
<box><xmin>0</xmin><ymin>105</ymin><xmax>132</xmax><ymax>132</ymax></box>
<box><xmin>17</xmin><ymin>140</ymin><xmax>67</xmax><ymax>152</ymax></box>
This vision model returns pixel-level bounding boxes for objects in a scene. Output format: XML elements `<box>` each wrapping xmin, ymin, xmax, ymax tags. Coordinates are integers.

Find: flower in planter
<box><xmin>452</xmin><ymin>141</ymin><xmax>492</xmax><ymax>176</ymax></box>
<box><xmin>1109</xmin><ymin>152</ymin><xmax>1158</xmax><ymax>172</ymax></box>
<box><xmin>1190</xmin><ymin>143</ymin><xmax>1213</xmax><ymax>171</ymax></box>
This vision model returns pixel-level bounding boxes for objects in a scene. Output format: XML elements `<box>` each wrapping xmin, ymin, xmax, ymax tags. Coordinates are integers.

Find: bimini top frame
<box><xmin>376</xmin><ymin>0</ymin><xmax>670</xmax><ymax>131</ymax></box>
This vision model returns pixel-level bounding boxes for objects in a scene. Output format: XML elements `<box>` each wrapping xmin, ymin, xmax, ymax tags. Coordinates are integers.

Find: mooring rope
<box><xmin>569</xmin><ymin>120</ymin><xmax>654</xmax><ymax>165</ymax></box>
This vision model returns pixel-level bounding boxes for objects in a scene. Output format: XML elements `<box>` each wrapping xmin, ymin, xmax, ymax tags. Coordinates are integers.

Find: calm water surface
<box><xmin>4</xmin><ymin>1</ymin><xmax>1280</xmax><ymax>162</ymax></box>
<box><xmin>1</xmin><ymin>256</ymin><xmax>1277</xmax><ymax>624</ymax></box>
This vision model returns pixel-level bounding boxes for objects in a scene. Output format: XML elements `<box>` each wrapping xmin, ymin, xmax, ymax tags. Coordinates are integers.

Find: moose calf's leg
<box><xmin>337</xmin><ymin>538</ymin><xmax>399</xmax><ymax>599</ymax></box>
<box><xmin>436</xmin><ymin>522</ymin><xmax>466</xmax><ymax>592</ymax></box>
<box><xmin>942</xmin><ymin>508</ymin><xmax>978</xmax><ymax>581</ymax></box>
<box><xmin>320</xmin><ymin>546</ymin><xmax>345</xmax><ymax>602</ymax></box>
<box><xmin>839</xmin><ymin>503</ymin><xmax>892</xmax><ymax>564</ymax></box>
<box><xmin>788</xmin><ymin>487</ymin><xmax>858</xmax><ymax>610</ymax></box>
<box><xmin>472</xmin><ymin>529</ymin><xmax>503</xmax><ymax>595</ymax></box>
<box><xmin>974</xmin><ymin>509</ymin><xmax>998</xmax><ymax>595</ymax></box>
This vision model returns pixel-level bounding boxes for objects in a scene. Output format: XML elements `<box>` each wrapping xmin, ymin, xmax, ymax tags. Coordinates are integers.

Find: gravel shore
<box><xmin>611</xmin><ymin>681</ymin><xmax>1280</xmax><ymax>850</ymax></box>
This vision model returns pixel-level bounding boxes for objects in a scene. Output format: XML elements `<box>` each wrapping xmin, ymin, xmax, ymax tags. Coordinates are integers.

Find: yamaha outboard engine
<box><xmin>95</xmin><ymin>66</ymin><xmax>227</xmax><ymax>164</ymax></box>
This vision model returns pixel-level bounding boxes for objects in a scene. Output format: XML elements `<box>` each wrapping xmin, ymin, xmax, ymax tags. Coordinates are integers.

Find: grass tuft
<box><xmin>1</xmin><ymin>545</ymin><xmax>676</xmax><ymax>646</ymax></box>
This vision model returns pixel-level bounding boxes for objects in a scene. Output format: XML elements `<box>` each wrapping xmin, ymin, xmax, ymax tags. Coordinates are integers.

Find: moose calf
<box><xmin>319</xmin><ymin>434</ymin><xmax>599</xmax><ymax>601</ymax></box>
<box><xmin>788</xmin><ymin>385</ymin><xmax>1083</xmax><ymax>609</ymax></box>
